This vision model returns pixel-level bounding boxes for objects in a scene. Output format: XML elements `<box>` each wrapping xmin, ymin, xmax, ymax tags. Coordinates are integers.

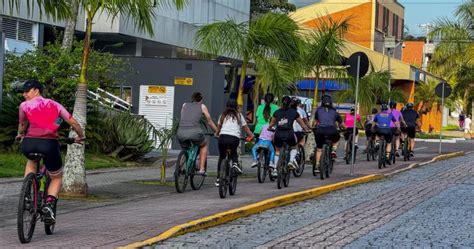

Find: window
<box><xmin>383</xmin><ymin>7</ymin><xmax>389</xmax><ymax>33</ymax></box>
<box><xmin>375</xmin><ymin>2</ymin><xmax>379</xmax><ymax>29</ymax></box>
<box><xmin>393</xmin><ymin>14</ymin><xmax>398</xmax><ymax>37</ymax></box>
<box><xmin>1</xmin><ymin>16</ymin><xmax>33</xmax><ymax>43</ymax></box>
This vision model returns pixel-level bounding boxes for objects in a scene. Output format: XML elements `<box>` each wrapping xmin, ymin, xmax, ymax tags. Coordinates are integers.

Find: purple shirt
<box><xmin>259</xmin><ymin>124</ymin><xmax>274</xmax><ymax>141</ymax></box>
<box><xmin>390</xmin><ymin>109</ymin><xmax>401</xmax><ymax>128</ymax></box>
<box><xmin>19</xmin><ymin>96</ymin><xmax>72</xmax><ymax>139</ymax></box>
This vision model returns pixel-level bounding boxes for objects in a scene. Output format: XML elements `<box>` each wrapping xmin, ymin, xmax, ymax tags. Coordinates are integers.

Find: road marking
<box><xmin>414</xmin><ymin>147</ymin><xmax>427</xmax><ymax>151</ymax></box>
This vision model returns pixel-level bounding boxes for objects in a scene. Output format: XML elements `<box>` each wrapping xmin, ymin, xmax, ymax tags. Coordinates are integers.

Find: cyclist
<box><xmin>401</xmin><ymin>103</ymin><xmax>420</xmax><ymax>157</ymax></box>
<box><xmin>372</xmin><ymin>103</ymin><xmax>399</xmax><ymax>162</ymax></box>
<box><xmin>17</xmin><ymin>79</ymin><xmax>85</xmax><ymax>223</ymax></box>
<box><xmin>292</xmin><ymin>97</ymin><xmax>310</xmax><ymax>147</ymax></box>
<box><xmin>254</xmin><ymin>93</ymin><xmax>279</xmax><ymax>141</ymax></box>
<box><xmin>177</xmin><ymin>92</ymin><xmax>218</xmax><ymax>176</ymax></box>
<box><xmin>343</xmin><ymin>105</ymin><xmax>363</xmax><ymax>156</ymax></box>
<box><xmin>268</xmin><ymin>96</ymin><xmax>311</xmax><ymax>170</ymax></box>
<box><xmin>312</xmin><ymin>95</ymin><xmax>344</xmax><ymax>172</ymax></box>
<box><xmin>215</xmin><ymin>98</ymin><xmax>254</xmax><ymax>186</ymax></box>
<box><xmin>364</xmin><ymin>108</ymin><xmax>378</xmax><ymax>153</ymax></box>
<box><xmin>250</xmin><ymin>124</ymin><xmax>276</xmax><ymax>177</ymax></box>
<box><xmin>389</xmin><ymin>101</ymin><xmax>406</xmax><ymax>157</ymax></box>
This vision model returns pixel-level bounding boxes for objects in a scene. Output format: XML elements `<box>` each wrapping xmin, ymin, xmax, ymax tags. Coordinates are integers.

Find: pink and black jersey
<box><xmin>19</xmin><ymin>96</ymin><xmax>72</xmax><ymax>139</ymax></box>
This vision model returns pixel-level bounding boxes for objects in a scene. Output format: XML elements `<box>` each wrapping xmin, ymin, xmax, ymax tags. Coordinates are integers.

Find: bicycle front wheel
<box><xmin>174</xmin><ymin>151</ymin><xmax>188</xmax><ymax>193</ymax></box>
<box><xmin>190</xmin><ymin>159</ymin><xmax>206</xmax><ymax>190</ymax></box>
<box><xmin>257</xmin><ymin>151</ymin><xmax>266</xmax><ymax>183</ymax></box>
<box><xmin>17</xmin><ymin>173</ymin><xmax>38</xmax><ymax>244</ymax></box>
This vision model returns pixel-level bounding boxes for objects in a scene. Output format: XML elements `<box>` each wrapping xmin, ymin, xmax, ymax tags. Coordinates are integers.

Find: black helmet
<box><xmin>381</xmin><ymin>103</ymin><xmax>389</xmax><ymax>111</ymax></box>
<box><xmin>264</xmin><ymin>93</ymin><xmax>275</xmax><ymax>103</ymax></box>
<box><xmin>406</xmin><ymin>102</ymin><xmax>414</xmax><ymax>109</ymax></box>
<box><xmin>321</xmin><ymin>94</ymin><xmax>332</xmax><ymax>107</ymax></box>
<box><xmin>389</xmin><ymin>101</ymin><xmax>397</xmax><ymax>109</ymax></box>
<box><xmin>22</xmin><ymin>79</ymin><xmax>44</xmax><ymax>93</ymax></box>
<box><xmin>282</xmin><ymin>96</ymin><xmax>292</xmax><ymax>108</ymax></box>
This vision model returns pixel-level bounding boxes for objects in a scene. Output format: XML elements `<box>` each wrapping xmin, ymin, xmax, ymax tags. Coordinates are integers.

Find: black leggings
<box><xmin>218</xmin><ymin>134</ymin><xmax>240</xmax><ymax>173</ymax></box>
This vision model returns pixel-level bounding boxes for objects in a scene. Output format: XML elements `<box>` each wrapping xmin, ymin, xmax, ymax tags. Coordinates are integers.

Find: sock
<box><xmin>332</xmin><ymin>145</ymin><xmax>337</xmax><ymax>151</ymax></box>
<box><xmin>274</xmin><ymin>155</ymin><xmax>279</xmax><ymax>167</ymax></box>
<box><xmin>290</xmin><ymin>149</ymin><xmax>297</xmax><ymax>161</ymax></box>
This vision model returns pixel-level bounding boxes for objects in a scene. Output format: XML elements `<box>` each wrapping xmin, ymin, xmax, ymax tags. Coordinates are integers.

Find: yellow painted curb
<box><xmin>119</xmin><ymin>174</ymin><xmax>383</xmax><ymax>249</ymax></box>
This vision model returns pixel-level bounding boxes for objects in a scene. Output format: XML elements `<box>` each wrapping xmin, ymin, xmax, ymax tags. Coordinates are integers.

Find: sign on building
<box><xmin>174</xmin><ymin>77</ymin><xmax>193</xmax><ymax>86</ymax></box>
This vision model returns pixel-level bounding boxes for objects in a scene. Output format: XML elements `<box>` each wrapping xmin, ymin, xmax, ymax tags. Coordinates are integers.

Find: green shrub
<box><xmin>0</xmin><ymin>93</ymin><xmax>22</xmax><ymax>151</ymax></box>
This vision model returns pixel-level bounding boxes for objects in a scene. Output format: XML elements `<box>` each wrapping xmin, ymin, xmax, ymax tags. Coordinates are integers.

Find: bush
<box><xmin>0</xmin><ymin>93</ymin><xmax>22</xmax><ymax>151</ymax></box>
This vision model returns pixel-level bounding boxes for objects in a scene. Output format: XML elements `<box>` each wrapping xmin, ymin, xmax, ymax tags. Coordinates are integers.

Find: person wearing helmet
<box><xmin>268</xmin><ymin>96</ymin><xmax>311</xmax><ymax>171</ymax></box>
<box><xmin>372</xmin><ymin>103</ymin><xmax>399</xmax><ymax>162</ymax></box>
<box><xmin>291</xmin><ymin>97</ymin><xmax>310</xmax><ymax>146</ymax></box>
<box><xmin>343</xmin><ymin>105</ymin><xmax>363</xmax><ymax>154</ymax></box>
<box><xmin>313</xmin><ymin>94</ymin><xmax>344</xmax><ymax>173</ymax></box>
<box><xmin>254</xmin><ymin>93</ymin><xmax>279</xmax><ymax>139</ymax></box>
<box><xmin>389</xmin><ymin>101</ymin><xmax>407</xmax><ymax>157</ymax></box>
<box><xmin>401</xmin><ymin>103</ymin><xmax>420</xmax><ymax>156</ymax></box>
<box><xmin>364</xmin><ymin>108</ymin><xmax>378</xmax><ymax>153</ymax></box>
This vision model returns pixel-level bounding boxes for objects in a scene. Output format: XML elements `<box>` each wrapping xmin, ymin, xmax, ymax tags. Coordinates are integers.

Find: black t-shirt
<box><xmin>402</xmin><ymin>109</ymin><xmax>420</xmax><ymax>127</ymax></box>
<box><xmin>273</xmin><ymin>108</ymin><xmax>299</xmax><ymax>130</ymax></box>
<box><xmin>315</xmin><ymin>107</ymin><xmax>342</xmax><ymax>128</ymax></box>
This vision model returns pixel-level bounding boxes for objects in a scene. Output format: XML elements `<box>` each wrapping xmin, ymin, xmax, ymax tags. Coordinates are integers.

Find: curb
<box><xmin>119</xmin><ymin>175</ymin><xmax>383</xmax><ymax>249</ymax></box>
<box><xmin>384</xmin><ymin>151</ymin><xmax>465</xmax><ymax>176</ymax></box>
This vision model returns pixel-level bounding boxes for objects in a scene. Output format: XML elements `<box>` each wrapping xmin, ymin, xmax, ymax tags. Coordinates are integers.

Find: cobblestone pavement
<box><xmin>154</xmin><ymin>153</ymin><xmax>474</xmax><ymax>248</ymax></box>
<box><xmin>0</xmin><ymin>140</ymin><xmax>472</xmax><ymax>247</ymax></box>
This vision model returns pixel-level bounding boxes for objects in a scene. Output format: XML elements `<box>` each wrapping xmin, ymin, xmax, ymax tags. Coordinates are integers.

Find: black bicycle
<box><xmin>366</xmin><ymin>135</ymin><xmax>377</xmax><ymax>161</ymax></box>
<box><xmin>293</xmin><ymin>143</ymin><xmax>306</xmax><ymax>177</ymax></box>
<box><xmin>276</xmin><ymin>139</ymin><xmax>292</xmax><ymax>189</ymax></box>
<box><xmin>174</xmin><ymin>133</ymin><xmax>214</xmax><ymax>193</ymax></box>
<box><xmin>256</xmin><ymin>146</ymin><xmax>276</xmax><ymax>183</ymax></box>
<box><xmin>218</xmin><ymin>138</ymin><xmax>246</xmax><ymax>198</ymax></box>
<box><xmin>17</xmin><ymin>138</ymin><xmax>76</xmax><ymax>243</ymax></box>
<box><xmin>312</xmin><ymin>134</ymin><xmax>337</xmax><ymax>180</ymax></box>
<box><xmin>344</xmin><ymin>131</ymin><xmax>358</xmax><ymax>165</ymax></box>
<box><xmin>378</xmin><ymin>136</ymin><xmax>388</xmax><ymax>169</ymax></box>
<box><xmin>401</xmin><ymin>137</ymin><xmax>412</xmax><ymax>161</ymax></box>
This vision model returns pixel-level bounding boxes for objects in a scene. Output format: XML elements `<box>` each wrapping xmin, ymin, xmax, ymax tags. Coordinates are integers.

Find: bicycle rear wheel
<box><xmin>190</xmin><ymin>158</ymin><xmax>206</xmax><ymax>190</ymax></box>
<box><xmin>283</xmin><ymin>158</ymin><xmax>290</xmax><ymax>187</ymax></box>
<box><xmin>218</xmin><ymin>159</ymin><xmax>229</xmax><ymax>198</ymax></box>
<box><xmin>17</xmin><ymin>173</ymin><xmax>38</xmax><ymax>244</ymax></box>
<box><xmin>366</xmin><ymin>140</ymin><xmax>372</xmax><ymax>161</ymax></box>
<box><xmin>257</xmin><ymin>151</ymin><xmax>266</xmax><ymax>183</ymax></box>
<box><xmin>174</xmin><ymin>151</ymin><xmax>188</xmax><ymax>193</ymax></box>
<box><xmin>345</xmin><ymin>137</ymin><xmax>352</xmax><ymax>164</ymax></box>
<box><xmin>312</xmin><ymin>149</ymin><xmax>318</xmax><ymax>176</ymax></box>
<box><xmin>276</xmin><ymin>156</ymin><xmax>284</xmax><ymax>189</ymax></box>
<box><xmin>44</xmin><ymin>175</ymin><xmax>56</xmax><ymax>235</ymax></box>
<box><xmin>293</xmin><ymin>144</ymin><xmax>305</xmax><ymax>177</ymax></box>
<box><xmin>320</xmin><ymin>145</ymin><xmax>327</xmax><ymax>180</ymax></box>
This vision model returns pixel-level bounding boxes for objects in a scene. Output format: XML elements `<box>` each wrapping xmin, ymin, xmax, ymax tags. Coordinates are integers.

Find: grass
<box><xmin>442</xmin><ymin>124</ymin><xmax>461</xmax><ymax>131</ymax></box>
<box><xmin>415</xmin><ymin>133</ymin><xmax>456</xmax><ymax>139</ymax></box>
<box><xmin>0</xmin><ymin>151</ymin><xmax>135</xmax><ymax>178</ymax></box>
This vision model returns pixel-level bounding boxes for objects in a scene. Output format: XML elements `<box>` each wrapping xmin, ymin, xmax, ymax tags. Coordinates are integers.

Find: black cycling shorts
<box><xmin>343</xmin><ymin>128</ymin><xmax>359</xmax><ymax>140</ymax></box>
<box><xmin>376</xmin><ymin>128</ymin><xmax>393</xmax><ymax>143</ymax></box>
<box><xmin>295</xmin><ymin>131</ymin><xmax>305</xmax><ymax>143</ymax></box>
<box><xmin>401</xmin><ymin>126</ymin><xmax>416</xmax><ymax>139</ymax></box>
<box><xmin>21</xmin><ymin>137</ymin><xmax>62</xmax><ymax>174</ymax></box>
<box><xmin>314</xmin><ymin>127</ymin><xmax>340</xmax><ymax>149</ymax></box>
<box><xmin>274</xmin><ymin>130</ymin><xmax>297</xmax><ymax>148</ymax></box>
<box><xmin>365</xmin><ymin>124</ymin><xmax>375</xmax><ymax>138</ymax></box>
<box><xmin>391</xmin><ymin>127</ymin><xmax>401</xmax><ymax>136</ymax></box>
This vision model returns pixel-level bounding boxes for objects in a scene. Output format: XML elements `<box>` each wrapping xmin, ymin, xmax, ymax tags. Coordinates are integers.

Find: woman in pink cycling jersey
<box><xmin>17</xmin><ymin>80</ymin><xmax>85</xmax><ymax>223</ymax></box>
<box><xmin>343</xmin><ymin>105</ymin><xmax>363</xmax><ymax>152</ymax></box>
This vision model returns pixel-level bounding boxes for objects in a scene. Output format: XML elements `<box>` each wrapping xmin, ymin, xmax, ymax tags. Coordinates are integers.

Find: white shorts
<box><xmin>465</xmin><ymin>128</ymin><xmax>471</xmax><ymax>134</ymax></box>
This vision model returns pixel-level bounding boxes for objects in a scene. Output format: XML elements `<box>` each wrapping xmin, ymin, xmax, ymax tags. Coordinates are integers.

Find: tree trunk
<box><xmin>61</xmin><ymin>0</ymin><xmax>79</xmax><ymax>51</ymax></box>
<box><xmin>62</xmin><ymin>10</ymin><xmax>95</xmax><ymax>196</ymax></box>
<box><xmin>252</xmin><ymin>78</ymin><xmax>261</xmax><ymax>124</ymax></box>
<box><xmin>310</xmin><ymin>72</ymin><xmax>320</xmax><ymax>122</ymax></box>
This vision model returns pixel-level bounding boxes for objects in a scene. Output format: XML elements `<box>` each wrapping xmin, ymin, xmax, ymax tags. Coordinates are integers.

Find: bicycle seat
<box><xmin>27</xmin><ymin>153</ymin><xmax>45</xmax><ymax>161</ymax></box>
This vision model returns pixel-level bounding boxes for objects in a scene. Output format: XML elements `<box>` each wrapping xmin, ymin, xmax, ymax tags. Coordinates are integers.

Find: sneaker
<box><xmin>410</xmin><ymin>151</ymin><xmax>414</xmax><ymax>157</ymax></box>
<box><xmin>197</xmin><ymin>170</ymin><xmax>207</xmax><ymax>176</ymax></box>
<box><xmin>355</xmin><ymin>144</ymin><xmax>359</xmax><ymax>150</ymax></box>
<box><xmin>362</xmin><ymin>149</ymin><xmax>367</xmax><ymax>154</ymax></box>
<box><xmin>269</xmin><ymin>162</ymin><xmax>275</xmax><ymax>168</ymax></box>
<box><xmin>214</xmin><ymin>179</ymin><xmax>220</xmax><ymax>187</ymax></box>
<box><xmin>330</xmin><ymin>151</ymin><xmax>337</xmax><ymax>158</ymax></box>
<box><xmin>288</xmin><ymin>160</ymin><xmax>297</xmax><ymax>170</ymax></box>
<box><xmin>395</xmin><ymin>151</ymin><xmax>400</xmax><ymax>157</ymax></box>
<box><xmin>232</xmin><ymin>163</ymin><xmax>243</xmax><ymax>175</ymax></box>
<box><xmin>250</xmin><ymin>161</ymin><xmax>258</xmax><ymax>168</ymax></box>
<box><xmin>314</xmin><ymin>163</ymin><xmax>320</xmax><ymax>174</ymax></box>
<box><xmin>271</xmin><ymin>169</ymin><xmax>278</xmax><ymax>177</ymax></box>
<box><xmin>42</xmin><ymin>203</ymin><xmax>55</xmax><ymax>224</ymax></box>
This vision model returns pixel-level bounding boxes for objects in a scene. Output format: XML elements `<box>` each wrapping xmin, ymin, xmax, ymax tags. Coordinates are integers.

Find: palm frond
<box><xmin>4</xmin><ymin>0</ymin><xmax>72</xmax><ymax>21</ymax></box>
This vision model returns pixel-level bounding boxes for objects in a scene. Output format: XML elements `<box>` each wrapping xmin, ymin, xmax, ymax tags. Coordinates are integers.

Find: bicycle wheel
<box><xmin>366</xmin><ymin>140</ymin><xmax>371</xmax><ymax>161</ymax></box>
<box><xmin>276</xmin><ymin>156</ymin><xmax>284</xmax><ymax>189</ymax></box>
<box><xmin>44</xmin><ymin>175</ymin><xmax>56</xmax><ymax>235</ymax></box>
<box><xmin>17</xmin><ymin>173</ymin><xmax>38</xmax><ymax>244</ymax></box>
<box><xmin>283</xmin><ymin>155</ymin><xmax>290</xmax><ymax>188</ymax></box>
<box><xmin>345</xmin><ymin>137</ymin><xmax>352</xmax><ymax>164</ymax></box>
<box><xmin>312</xmin><ymin>149</ymin><xmax>318</xmax><ymax>176</ymax></box>
<box><xmin>218</xmin><ymin>159</ymin><xmax>229</xmax><ymax>198</ymax></box>
<box><xmin>325</xmin><ymin>148</ymin><xmax>332</xmax><ymax>178</ymax></box>
<box><xmin>293</xmin><ymin>145</ymin><xmax>305</xmax><ymax>177</ymax></box>
<box><xmin>174</xmin><ymin>151</ymin><xmax>188</xmax><ymax>193</ymax></box>
<box><xmin>320</xmin><ymin>145</ymin><xmax>327</xmax><ymax>180</ymax></box>
<box><xmin>257</xmin><ymin>151</ymin><xmax>266</xmax><ymax>183</ymax></box>
<box><xmin>229</xmin><ymin>166</ymin><xmax>238</xmax><ymax>196</ymax></box>
<box><xmin>190</xmin><ymin>158</ymin><xmax>206</xmax><ymax>190</ymax></box>
<box><xmin>391</xmin><ymin>143</ymin><xmax>396</xmax><ymax>164</ymax></box>
<box><xmin>378</xmin><ymin>141</ymin><xmax>384</xmax><ymax>169</ymax></box>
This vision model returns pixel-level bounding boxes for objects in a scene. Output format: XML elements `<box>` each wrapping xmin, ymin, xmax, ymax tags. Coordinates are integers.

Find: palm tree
<box><xmin>414</xmin><ymin>80</ymin><xmax>441</xmax><ymax>114</ymax></box>
<box><xmin>337</xmin><ymin>69</ymin><xmax>407</xmax><ymax>114</ymax></box>
<box><xmin>429</xmin><ymin>1</ymin><xmax>474</xmax><ymax>112</ymax></box>
<box><xmin>195</xmin><ymin>12</ymin><xmax>302</xmax><ymax>108</ymax></box>
<box><xmin>300</xmin><ymin>16</ymin><xmax>349</xmax><ymax>119</ymax></box>
<box><xmin>62</xmin><ymin>0</ymin><xmax>188</xmax><ymax>196</ymax></box>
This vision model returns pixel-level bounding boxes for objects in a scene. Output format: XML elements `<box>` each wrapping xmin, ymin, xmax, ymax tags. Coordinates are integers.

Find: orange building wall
<box><xmin>303</xmin><ymin>2</ymin><xmax>373</xmax><ymax>49</ymax></box>
<box><xmin>395</xmin><ymin>80</ymin><xmax>415</xmax><ymax>102</ymax></box>
<box><xmin>418</xmin><ymin>103</ymin><xmax>442</xmax><ymax>133</ymax></box>
<box><xmin>401</xmin><ymin>41</ymin><xmax>424</xmax><ymax>67</ymax></box>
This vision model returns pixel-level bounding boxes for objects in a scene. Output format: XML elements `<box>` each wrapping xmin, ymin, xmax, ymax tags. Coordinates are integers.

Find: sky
<box><xmin>288</xmin><ymin>0</ymin><xmax>465</xmax><ymax>36</ymax></box>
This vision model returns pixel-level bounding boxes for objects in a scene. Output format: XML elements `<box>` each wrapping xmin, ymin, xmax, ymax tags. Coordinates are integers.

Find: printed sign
<box><xmin>174</xmin><ymin>77</ymin><xmax>193</xmax><ymax>86</ymax></box>
<box><xmin>144</xmin><ymin>95</ymin><xmax>167</xmax><ymax>106</ymax></box>
<box><xmin>148</xmin><ymin>85</ymin><xmax>166</xmax><ymax>94</ymax></box>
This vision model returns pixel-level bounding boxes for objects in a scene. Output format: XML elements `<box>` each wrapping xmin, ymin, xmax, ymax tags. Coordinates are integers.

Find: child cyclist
<box><xmin>250</xmin><ymin>124</ymin><xmax>277</xmax><ymax>177</ymax></box>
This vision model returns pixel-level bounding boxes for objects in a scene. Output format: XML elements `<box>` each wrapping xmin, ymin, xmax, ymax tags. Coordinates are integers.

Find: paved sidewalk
<box><xmin>0</xmin><ymin>140</ymin><xmax>472</xmax><ymax>248</ymax></box>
